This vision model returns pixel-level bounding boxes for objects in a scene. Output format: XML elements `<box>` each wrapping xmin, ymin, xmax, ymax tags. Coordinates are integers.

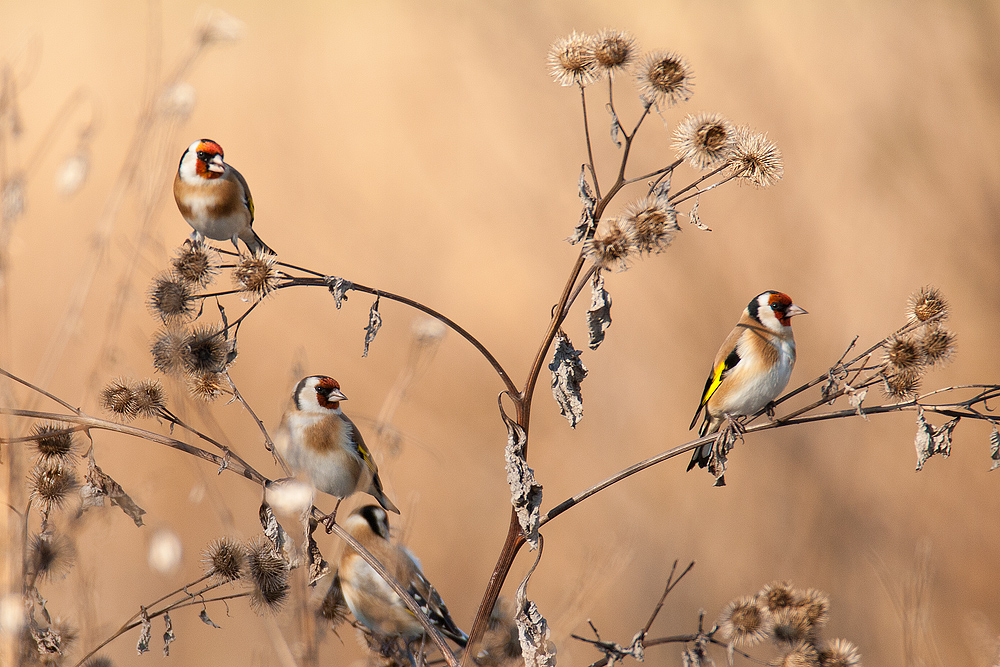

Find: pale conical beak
<box><xmin>328</xmin><ymin>388</ymin><xmax>347</xmax><ymax>402</ymax></box>
<box><xmin>786</xmin><ymin>304</ymin><xmax>808</xmax><ymax>318</ymax></box>
<box><xmin>207</xmin><ymin>155</ymin><xmax>225</xmax><ymax>173</ymax></box>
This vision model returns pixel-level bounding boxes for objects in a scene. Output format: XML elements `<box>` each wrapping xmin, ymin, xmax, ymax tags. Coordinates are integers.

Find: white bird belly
<box><xmin>183</xmin><ymin>192</ymin><xmax>247</xmax><ymax>241</ymax></box>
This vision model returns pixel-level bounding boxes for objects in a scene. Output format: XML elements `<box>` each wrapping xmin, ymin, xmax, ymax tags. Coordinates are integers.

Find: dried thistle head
<box><xmin>319</xmin><ymin>574</ymin><xmax>350</xmax><ymax>630</ymax></box>
<box><xmin>718</xmin><ymin>595</ymin><xmax>773</xmax><ymax>647</ymax></box>
<box><xmin>920</xmin><ymin>325</ymin><xmax>956</xmax><ymax>365</ymax></box>
<box><xmin>28</xmin><ymin>462</ymin><xmax>79</xmax><ymax>514</ymax></box>
<box><xmin>233</xmin><ymin>251</ymin><xmax>280</xmax><ymax>299</ymax></box>
<box><xmin>882</xmin><ymin>367</ymin><xmax>922</xmax><ymax>400</ymax></box>
<box><xmin>100</xmin><ymin>378</ymin><xmax>139</xmax><ymax>421</ymax></box>
<box><xmin>818</xmin><ymin>638</ymin><xmax>861</xmax><ymax>667</ymax></box>
<box><xmin>247</xmin><ymin>538</ymin><xmax>289</xmax><ymax>614</ymax></box>
<box><xmin>636</xmin><ymin>51</ymin><xmax>693</xmax><ymax>109</ymax></box>
<box><xmin>771</xmin><ymin>607</ymin><xmax>813</xmax><ymax>646</ymax></box>
<box><xmin>202</xmin><ymin>537</ymin><xmax>246</xmax><ymax>583</ymax></box>
<box><xmin>187</xmin><ymin>371</ymin><xmax>226</xmax><ymax>402</ymax></box>
<box><xmin>30</xmin><ymin>422</ymin><xmax>77</xmax><ymax>464</ymax></box>
<box><xmin>586</xmin><ymin>216</ymin><xmax>639</xmax><ymax>271</ymax></box>
<box><xmin>592</xmin><ymin>29</ymin><xmax>637</xmax><ymax>75</ymax></box>
<box><xmin>884</xmin><ymin>335</ymin><xmax>924</xmax><ymax>371</ymax></box>
<box><xmin>172</xmin><ymin>243</ymin><xmax>218</xmax><ymax>286</ymax></box>
<box><xmin>151</xmin><ymin>327</ymin><xmax>189</xmax><ymax>376</ymax></box>
<box><xmin>132</xmin><ymin>379</ymin><xmax>167</xmax><ymax>418</ymax></box>
<box><xmin>184</xmin><ymin>325</ymin><xmax>229</xmax><ymax>374</ymax></box>
<box><xmin>28</xmin><ymin>533</ymin><xmax>76</xmax><ymax>581</ymax></box>
<box><xmin>474</xmin><ymin>596</ymin><xmax>522</xmax><ymax>667</ymax></box>
<box><xmin>795</xmin><ymin>588</ymin><xmax>830</xmax><ymax>627</ymax></box>
<box><xmin>758</xmin><ymin>581</ymin><xmax>797</xmax><ymax>613</ymax></box>
<box><xmin>908</xmin><ymin>286</ymin><xmax>948</xmax><ymax>323</ymax></box>
<box><xmin>778</xmin><ymin>641</ymin><xmax>820</xmax><ymax>667</ymax></box>
<box><xmin>673</xmin><ymin>112</ymin><xmax>735</xmax><ymax>169</ymax></box>
<box><xmin>623</xmin><ymin>197</ymin><xmax>678</xmax><ymax>254</ymax></box>
<box><xmin>547</xmin><ymin>31</ymin><xmax>598</xmax><ymax>87</ymax></box>
<box><xmin>729</xmin><ymin>125</ymin><xmax>783</xmax><ymax>188</ymax></box>
<box><xmin>148</xmin><ymin>271</ymin><xmax>196</xmax><ymax>323</ymax></box>
<box><xmin>82</xmin><ymin>657</ymin><xmax>114</xmax><ymax>667</ymax></box>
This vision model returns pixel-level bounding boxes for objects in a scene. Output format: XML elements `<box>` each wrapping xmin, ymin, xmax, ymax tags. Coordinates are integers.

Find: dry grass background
<box><xmin>2</xmin><ymin>1</ymin><xmax>999</xmax><ymax>665</ymax></box>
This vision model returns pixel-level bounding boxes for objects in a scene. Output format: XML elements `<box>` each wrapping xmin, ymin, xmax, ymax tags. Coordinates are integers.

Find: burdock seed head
<box><xmin>30</xmin><ymin>422</ymin><xmax>77</xmax><ymax>463</ymax></box>
<box><xmin>818</xmin><ymin>638</ymin><xmax>862</xmax><ymax>667</ymax></box>
<box><xmin>883</xmin><ymin>367</ymin><xmax>922</xmax><ymax>400</ymax></box>
<box><xmin>884</xmin><ymin>335</ymin><xmax>924</xmax><ymax>371</ymax></box>
<box><xmin>151</xmin><ymin>327</ymin><xmax>189</xmax><ymax>376</ymax></box>
<box><xmin>586</xmin><ymin>216</ymin><xmax>639</xmax><ymax>271</ymax></box>
<box><xmin>28</xmin><ymin>461</ymin><xmax>79</xmax><ymax>514</ymax></box>
<box><xmin>184</xmin><ymin>325</ymin><xmax>229</xmax><ymax>374</ymax></box>
<box><xmin>623</xmin><ymin>197</ymin><xmax>679</xmax><ymax>254</ymax></box>
<box><xmin>795</xmin><ymin>588</ymin><xmax>830</xmax><ymax>627</ymax></box>
<box><xmin>908</xmin><ymin>286</ymin><xmax>948</xmax><ymax>323</ymax></box>
<box><xmin>547</xmin><ymin>31</ymin><xmax>598</xmax><ymax>87</ymax></box>
<box><xmin>172</xmin><ymin>243</ymin><xmax>218</xmax><ymax>287</ymax></box>
<box><xmin>759</xmin><ymin>580</ymin><xmax>797</xmax><ymax>612</ymax></box>
<box><xmin>636</xmin><ymin>50</ymin><xmax>693</xmax><ymax>110</ymax></box>
<box><xmin>729</xmin><ymin>125</ymin><xmax>784</xmax><ymax>188</ymax></box>
<box><xmin>718</xmin><ymin>595</ymin><xmax>773</xmax><ymax>647</ymax></box>
<box><xmin>771</xmin><ymin>607</ymin><xmax>814</xmax><ymax>647</ymax></box>
<box><xmin>920</xmin><ymin>325</ymin><xmax>956</xmax><ymax>365</ymax></box>
<box><xmin>147</xmin><ymin>271</ymin><xmax>196</xmax><ymax>323</ymax></box>
<box><xmin>778</xmin><ymin>642</ymin><xmax>820</xmax><ymax>667</ymax></box>
<box><xmin>187</xmin><ymin>371</ymin><xmax>226</xmax><ymax>402</ymax></box>
<box><xmin>132</xmin><ymin>379</ymin><xmax>167</xmax><ymax>418</ymax></box>
<box><xmin>233</xmin><ymin>251</ymin><xmax>280</xmax><ymax>299</ymax></box>
<box><xmin>592</xmin><ymin>29</ymin><xmax>637</xmax><ymax>75</ymax></box>
<box><xmin>673</xmin><ymin>112</ymin><xmax>736</xmax><ymax>170</ymax></box>
<box><xmin>28</xmin><ymin>532</ymin><xmax>76</xmax><ymax>581</ymax></box>
<box><xmin>203</xmin><ymin>537</ymin><xmax>246</xmax><ymax>583</ymax></box>
<box><xmin>247</xmin><ymin>537</ymin><xmax>289</xmax><ymax>614</ymax></box>
<box><xmin>100</xmin><ymin>378</ymin><xmax>139</xmax><ymax>421</ymax></box>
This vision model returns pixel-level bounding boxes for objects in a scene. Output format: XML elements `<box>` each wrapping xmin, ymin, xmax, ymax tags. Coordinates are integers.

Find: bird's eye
<box><xmin>196</xmin><ymin>151</ymin><xmax>209</xmax><ymax>161</ymax></box>
<box><xmin>771</xmin><ymin>303</ymin><xmax>781</xmax><ymax>311</ymax></box>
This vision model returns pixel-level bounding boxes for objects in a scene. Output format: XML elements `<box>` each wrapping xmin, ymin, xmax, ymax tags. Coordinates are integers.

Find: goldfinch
<box><xmin>339</xmin><ymin>505</ymin><xmax>468</xmax><ymax>647</ymax></box>
<box><xmin>273</xmin><ymin>376</ymin><xmax>399</xmax><ymax>517</ymax></box>
<box><xmin>173</xmin><ymin>139</ymin><xmax>274</xmax><ymax>255</ymax></box>
<box><xmin>687</xmin><ymin>291</ymin><xmax>807</xmax><ymax>470</ymax></box>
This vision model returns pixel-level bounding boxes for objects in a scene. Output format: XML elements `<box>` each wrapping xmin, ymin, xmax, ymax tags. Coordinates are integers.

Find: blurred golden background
<box><xmin>2</xmin><ymin>1</ymin><xmax>999</xmax><ymax>665</ymax></box>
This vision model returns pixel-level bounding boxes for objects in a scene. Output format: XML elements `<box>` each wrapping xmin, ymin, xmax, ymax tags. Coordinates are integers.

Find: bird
<box><xmin>339</xmin><ymin>504</ymin><xmax>468</xmax><ymax>648</ymax></box>
<box><xmin>273</xmin><ymin>375</ymin><xmax>399</xmax><ymax>521</ymax></box>
<box><xmin>687</xmin><ymin>290</ymin><xmax>807</xmax><ymax>473</ymax></box>
<box><xmin>173</xmin><ymin>138</ymin><xmax>274</xmax><ymax>255</ymax></box>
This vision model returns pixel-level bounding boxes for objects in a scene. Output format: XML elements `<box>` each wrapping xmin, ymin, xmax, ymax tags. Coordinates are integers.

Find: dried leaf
<box><xmin>569</xmin><ymin>166</ymin><xmax>597</xmax><ymax>244</ymax></box>
<box><xmin>325</xmin><ymin>276</ymin><xmax>353</xmax><ymax>309</ymax></box>
<box><xmin>306</xmin><ymin>519</ymin><xmax>331</xmax><ymax>586</ymax></box>
<box><xmin>31</xmin><ymin>626</ymin><xmax>63</xmax><ymax>656</ymax></box>
<box><xmin>651</xmin><ymin>172</ymin><xmax>672</xmax><ymax>203</ymax></box>
<box><xmin>80</xmin><ymin>452</ymin><xmax>146</xmax><ymax>527</ymax></box>
<box><xmin>707</xmin><ymin>421</ymin><xmax>742</xmax><ymax>487</ymax></box>
<box><xmin>259</xmin><ymin>501</ymin><xmax>297</xmax><ymax>567</ymax></box>
<box><xmin>990</xmin><ymin>427</ymin><xmax>1000</xmax><ymax>472</ymax></box>
<box><xmin>502</xmin><ymin>404</ymin><xmax>542</xmax><ymax>551</ymax></box>
<box><xmin>586</xmin><ymin>270</ymin><xmax>613</xmax><ymax>350</ymax></box>
<box><xmin>820</xmin><ymin>372</ymin><xmax>840</xmax><ymax>405</ymax></box>
<box><xmin>688</xmin><ymin>198</ymin><xmax>711</xmax><ymax>231</ymax></box>
<box><xmin>514</xmin><ymin>546</ymin><xmax>556</xmax><ymax>667</ymax></box>
<box><xmin>199</xmin><ymin>609</ymin><xmax>221</xmax><ymax>628</ymax></box>
<box><xmin>608</xmin><ymin>105</ymin><xmax>622</xmax><ymax>148</ymax></box>
<box><xmin>137</xmin><ymin>608</ymin><xmax>151</xmax><ymax>655</ymax></box>
<box><xmin>162</xmin><ymin>612</ymin><xmax>175</xmax><ymax>656</ymax></box>
<box><xmin>362</xmin><ymin>296</ymin><xmax>382</xmax><ymax>358</ymax></box>
<box><xmin>846</xmin><ymin>386</ymin><xmax>868</xmax><ymax>420</ymax></box>
<box><xmin>914</xmin><ymin>409</ymin><xmax>957</xmax><ymax>471</ymax></box>
<box><xmin>549</xmin><ymin>331</ymin><xmax>588</xmax><ymax>428</ymax></box>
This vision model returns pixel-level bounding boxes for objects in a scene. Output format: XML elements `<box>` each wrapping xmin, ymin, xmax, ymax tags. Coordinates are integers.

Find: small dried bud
<box><xmin>882</xmin><ymin>367</ymin><xmax>922</xmax><ymax>400</ymax></box>
<box><xmin>233</xmin><ymin>251</ymin><xmax>280</xmax><ymax>299</ymax></box>
<box><xmin>548</xmin><ymin>32</ymin><xmax>598</xmax><ymax>87</ymax></box>
<box><xmin>247</xmin><ymin>538</ymin><xmax>289</xmax><ymax>614</ymax></box>
<box><xmin>778</xmin><ymin>642</ymin><xmax>820</xmax><ymax>667</ymax></box>
<box><xmin>772</xmin><ymin>607</ymin><xmax>813</xmax><ymax>646</ymax></box>
<box><xmin>884</xmin><ymin>335</ymin><xmax>924</xmax><ymax>371</ymax></box>
<box><xmin>636</xmin><ymin>51</ymin><xmax>693</xmax><ymax>109</ymax></box>
<box><xmin>29</xmin><ymin>462</ymin><xmax>79</xmax><ymax>513</ymax></box>
<box><xmin>729</xmin><ymin>125</ymin><xmax>783</xmax><ymax>188</ymax></box>
<box><xmin>28</xmin><ymin>533</ymin><xmax>76</xmax><ymax>581</ymax></box>
<box><xmin>100</xmin><ymin>378</ymin><xmax>139</xmax><ymax>421</ymax></box>
<box><xmin>586</xmin><ymin>217</ymin><xmax>638</xmax><ymax>271</ymax></box>
<box><xmin>795</xmin><ymin>588</ymin><xmax>830</xmax><ymax>627</ymax></box>
<box><xmin>759</xmin><ymin>581</ymin><xmax>797</xmax><ymax>612</ymax></box>
<box><xmin>172</xmin><ymin>243</ymin><xmax>218</xmax><ymax>286</ymax></box>
<box><xmin>592</xmin><ymin>29</ymin><xmax>637</xmax><ymax>75</ymax></box>
<box><xmin>132</xmin><ymin>379</ymin><xmax>167</xmax><ymax>418</ymax></box>
<box><xmin>920</xmin><ymin>326</ymin><xmax>956</xmax><ymax>365</ymax></box>
<box><xmin>718</xmin><ymin>595</ymin><xmax>772</xmax><ymax>647</ymax></box>
<box><xmin>30</xmin><ymin>422</ymin><xmax>77</xmax><ymax>463</ymax></box>
<box><xmin>151</xmin><ymin>327</ymin><xmax>189</xmax><ymax>376</ymax></box>
<box><xmin>187</xmin><ymin>371</ymin><xmax>226</xmax><ymax>402</ymax></box>
<box><xmin>623</xmin><ymin>197</ymin><xmax>678</xmax><ymax>254</ymax></box>
<box><xmin>148</xmin><ymin>271</ymin><xmax>197</xmax><ymax>323</ymax></box>
<box><xmin>184</xmin><ymin>325</ymin><xmax>229</xmax><ymax>374</ymax></box>
<box><xmin>908</xmin><ymin>286</ymin><xmax>948</xmax><ymax>322</ymax></box>
<box><xmin>673</xmin><ymin>112</ymin><xmax>735</xmax><ymax>169</ymax></box>
<box><xmin>818</xmin><ymin>638</ymin><xmax>861</xmax><ymax>667</ymax></box>
<box><xmin>203</xmin><ymin>537</ymin><xmax>246</xmax><ymax>582</ymax></box>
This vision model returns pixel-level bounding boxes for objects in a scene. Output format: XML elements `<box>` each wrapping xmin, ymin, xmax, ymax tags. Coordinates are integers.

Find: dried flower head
<box><xmin>884</xmin><ymin>335</ymin><xmax>924</xmax><ymax>371</ymax></box>
<box><xmin>673</xmin><ymin>112</ymin><xmax>735</xmax><ymax>169</ymax></box>
<box><xmin>30</xmin><ymin>422</ymin><xmax>77</xmax><ymax>463</ymax></box>
<box><xmin>148</xmin><ymin>271</ymin><xmax>196</xmax><ymax>323</ymax></box>
<box><xmin>759</xmin><ymin>581</ymin><xmax>797</xmax><ymax>612</ymax></box>
<box><xmin>151</xmin><ymin>327</ymin><xmax>189</xmax><ymax>376</ymax></box>
<box><xmin>908</xmin><ymin>286</ymin><xmax>948</xmax><ymax>323</ymax></box>
<box><xmin>718</xmin><ymin>595</ymin><xmax>773</xmax><ymax>647</ymax></box>
<box><xmin>547</xmin><ymin>31</ymin><xmax>598</xmax><ymax>87</ymax></box>
<box><xmin>778</xmin><ymin>641</ymin><xmax>820</xmax><ymax>667</ymax></box>
<box><xmin>247</xmin><ymin>538</ymin><xmax>289</xmax><ymax>614</ymax></box>
<box><xmin>920</xmin><ymin>326</ymin><xmax>956</xmax><ymax>365</ymax></box>
<box><xmin>882</xmin><ymin>367</ymin><xmax>922</xmax><ymax>400</ymax></box>
<box><xmin>172</xmin><ymin>243</ymin><xmax>218</xmax><ymax>286</ymax></box>
<box><xmin>319</xmin><ymin>574</ymin><xmax>350</xmax><ymax>629</ymax></box>
<box><xmin>132</xmin><ymin>379</ymin><xmax>167</xmax><ymax>418</ymax></box>
<box><xmin>818</xmin><ymin>638</ymin><xmax>861</xmax><ymax>667</ymax></box>
<box><xmin>729</xmin><ymin>125</ymin><xmax>783</xmax><ymax>187</ymax></box>
<box><xmin>28</xmin><ymin>533</ymin><xmax>76</xmax><ymax>581</ymax></box>
<box><xmin>29</xmin><ymin>462</ymin><xmax>79</xmax><ymax>513</ymax></box>
<box><xmin>772</xmin><ymin>607</ymin><xmax>813</xmax><ymax>646</ymax></box>
<box><xmin>203</xmin><ymin>537</ymin><xmax>246</xmax><ymax>582</ymax></box>
<box><xmin>234</xmin><ymin>251</ymin><xmax>280</xmax><ymax>299</ymax></box>
<box><xmin>636</xmin><ymin>51</ymin><xmax>693</xmax><ymax>109</ymax></box>
<box><xmin>796</xmin><ymin>588</ymin><xmax>830</xmax><ymax>627</ymax></box>
<box><xmin>100</xmin><ymin>378</ymin><xmax>139</xmax><ymax>421</ymax></box>
<box><xmin>188</xmin><ymin>371</ymin><xmax>226</xmax><ymax>402</ymax></box>
<box><xmin>184</xmin><ymin>325</ymin><xmax>229</xmax><ymax>374</ymax></box>
<box><xmin>586</xmin><ymin>217</ymin><xmax>639</xmax><ymax>271</ymax></box>
<box><xmin>83</xmin><ymin>657</ymin><xmax>114</xmax><ymax>667</ymax></box>
<box><xmin>474</xmin><ymin>596</ymin><xmax>522</xmax><ymax>667</ymax></box>
<box><xmin>623</xmin><ymin>197</ymin><xmax>679</xmax><ymax>254</ymax></box>
<box><xmin>592</xmin><ymin>29</ymin><xmax>637</xmax><ymax>75</ymax></box>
